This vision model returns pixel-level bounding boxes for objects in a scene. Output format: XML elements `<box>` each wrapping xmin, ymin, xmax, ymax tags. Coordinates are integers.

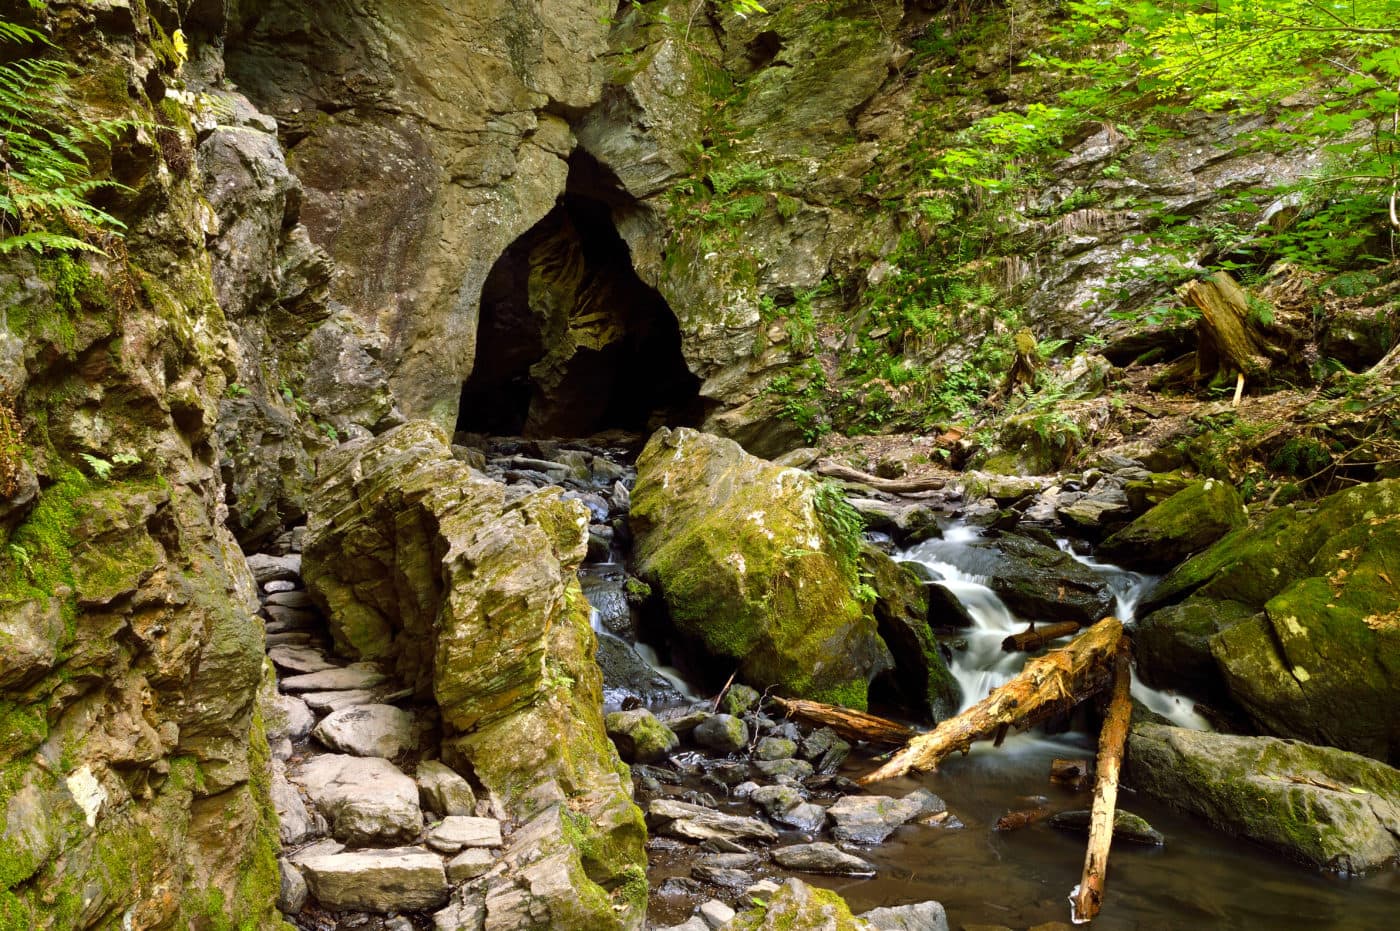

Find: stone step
<box><xmin>264</xmin><ymin>631</ymin><xmax>324</xmax><ymax>648</ymax></box>
<box><xmin>247</xmin><ymin>553</ymin><xmax>302</xmax><ymax>584</ymax></box>
<box><xmin>424</xmin><ymin>816</ymin><xmax>502</xmax><ymax>854</ymax></box>
<box><xmin>269</xmin><ymin>645</ymin><xmax>338</xmax><ymax>675</ymax></box>
<box><xmin>312</xmin><ymin>704</ymin><xmax>417</xmax><ymax>758</ymax></box>
<box><xmin>281</xmin><ymin>665</ymin><xmax>387</xmax><ymax>694</ymax></box>
<box><xmin>297</xmin><ymin>847</ymin><xmax>449</xmax><ymax>912</ymax></box>
<box><xmin>302</xmin><ymin>689</ymin><xmax>381</xmax><ymax>714</ymax></box>
<box><xmin>264</xmin><ymin>590</ymin><xmax>316</xmax><ymax>610</ymax></box>
<box><xmin>262</xmin><ymin>605</ymin><xmax>321</xmax><ymax>629</ymax></box>
<box><xmin>264</xmin><ymin>579</ymin><xmax>298</xmax><ymax>595</ymax></box>
<box><xmin>294</xmin><ymin>754</ymin><xmax>422</xmax><ymax>845</ymax></box>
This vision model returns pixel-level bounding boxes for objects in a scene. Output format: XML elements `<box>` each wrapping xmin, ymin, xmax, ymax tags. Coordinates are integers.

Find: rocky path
<box><xmin>249</xmin><ymin>539</ymin><xmax>504</xmax><ymax>930</ymax></box>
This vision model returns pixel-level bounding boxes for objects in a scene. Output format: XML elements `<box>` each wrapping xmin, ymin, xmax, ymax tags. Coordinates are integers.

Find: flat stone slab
<box><xmin>264</xmin><ymin>579</ymin><xmax>297</xmax><ymax>594</ymax></box>
<box><xmin>281</xmin><ymin>664</ymin><xmax>387</xmax><ymax>694</ymax></box>
<box><xmin>828</xmin><ymin>794</ymin><xmax>925</xmax><ymax>844</ymax></box>
<box><xmin>426</xmin><ymin>816</ymin><xmax>502</xmax><ymax>853</ymax></box>
<box><xmin>858</xmin><ymin>901</ymin><xmax>950</xmax><ymax>931</ymax></box>
<box><xmin>313</xmin><ymin>704</ymin><xmax>416</xmax><ymax>758</ymax></box>
<box><xmin>247</xmin><ymin>553</ymin><xmax>302</xmax><ymax>584</ymax></box>
<box><xmin>772</xmin><ymin>842</ymin><xmax>876</xmax><ymax>876</ymax></box>
<box><xmin>648</xmin><ymin>799</ymin><xmax>778</xmax><ymax>846</ymax></box>
<box><xmin>269</xmin><ymin>644</ymin><xmax>337</xmax><ymax>675</ymax></box>
<box><xmin>264</xmin><ymin>590</ymin><xmax>316</xmax><ymax>610</ymax></box>
<box><xmin>303</xmin><ymin>689</ymin><xmax>380</xmax><ymax>714</ymax></box>
<box><xmin>294</xmin><ymin>754</ymin><xmax>422</xmax><ymax>845</ymax></box>
<box><xmin>263</xmin><ymin>605</ymin><xmax>321</xmax><ymax>629</ymax></box>
<box><xmin>298</xmin><ymin>847</ymin><xmax>448</xmax><ymax>912</ymax></box>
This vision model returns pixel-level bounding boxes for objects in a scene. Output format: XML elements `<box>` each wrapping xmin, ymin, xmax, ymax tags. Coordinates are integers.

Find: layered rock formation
<box><xmin>301</xmin><ymin>421</ymin><xmax>647</xmax><ymax>928</ymax></box>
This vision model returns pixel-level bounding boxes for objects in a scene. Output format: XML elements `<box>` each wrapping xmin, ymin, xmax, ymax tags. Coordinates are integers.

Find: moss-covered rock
<box><xmin>605</xmin><ymin>709</ymin><xmax>679</xmax><ymax>763</ymax></box>
<box><xmin>729</xmin><ymin>877</ymin><xmax>871</xmax><ymax>931</ymax></box>
<box><xmin>630</xmin><ymin>428</ymin><xmax>893</xmax><ymax>709</ymax></box>
<box><xmin>303</xmin><ymin>421</ymin><xmax>646</xmax><ymax>929</ymax></box>
<box><xmin>1134</xmin><ymin>598</ymin><xmax>1256</xmax><ymax>694</ymax></box>
<box><xmin>983</xmin><ymin>533</ymin><xmax>1115</xmax><ymax>624</ymax></box>
<box><xmin>1127</xmin><ymin>724</ymin><xmax>1400</xmax><ymax>873</ymax></box>
<box><xmin>1098</xmin><ymin>478</ymin><xmax>1247</xmax><ymax>571</ymax></box>
<box><xmin>861</xmin><ymin>546</ymin><xmax>960</xmax><ymax>721</ymax></box>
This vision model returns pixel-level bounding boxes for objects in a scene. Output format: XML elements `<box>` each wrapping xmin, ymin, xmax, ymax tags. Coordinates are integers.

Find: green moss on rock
<box><xmin>1099</xmin><ymin>478</ymin><xmax>1247</xmax><ymax>571</ymax></box>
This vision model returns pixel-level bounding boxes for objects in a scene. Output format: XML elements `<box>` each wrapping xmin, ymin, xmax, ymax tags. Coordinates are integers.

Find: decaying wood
<box><xmin>1002</xmin><ymin>621</ymin><xmax>1082</xmax><ymax>653</ymax></box>
<box><xmin>860</xmin><ymin>617</ymin><xmax>1124</xmax><ymax>784</ymax></box>
<box><xmin>989</xmin><ymin>329</ymin><xmax>1040</xmax><ymax>406</ymax></box>
<box><xmin>813</xmin><ymin>461</ymin><xmax>946</xmax><ymax>494</ymax></box>
<box><xmin>1070</xmin><ymin>641</ymin><xmax>1133</xmax><ymax>924</ymax></box>
<box><xmin>994</xmin><ymin>807</ymin><xmax>1051</xmax><ymax>832</ymax></box>
<box><xmin>1180</xmin><ymin>272</ymin><xmax>1271</xmax><ymax>380</ymax></box>
<box><xmin>770</xmin><ymin>696</ymin><xmax>916</xmax><ymax>745</ymax></box>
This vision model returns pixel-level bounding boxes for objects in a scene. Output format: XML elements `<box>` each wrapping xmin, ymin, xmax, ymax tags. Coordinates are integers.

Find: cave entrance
<box><xmin>456</xmin><ymin>155</ymin><xmax>701</xmax><ymax>438</ymax></box>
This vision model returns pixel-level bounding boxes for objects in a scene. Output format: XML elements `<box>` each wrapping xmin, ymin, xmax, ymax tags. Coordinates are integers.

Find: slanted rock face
<box><xmin>1144</xmin><ymin>479</ymin><xmax>1400</xmax><ymax>762</ymax></box>
<box><xmin>631</xmin><ymin>428</ymin><xmax>894</xmax><ymax>709</ymax></box>
<box><xmin>1127</xmin><ymin>724</ymin><xmax>1400</xmax><ymax>873</ymax></box>
<box><xmin>301</xmin><ymin>421</ymin><xmax>646</xmax><ymax>929</ymax></box>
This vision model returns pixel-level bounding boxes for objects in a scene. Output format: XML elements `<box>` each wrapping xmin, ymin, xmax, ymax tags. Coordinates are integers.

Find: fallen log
<box><xmin>994</xmin><ymin>807</ymin><xmax>1051</xmax><ymax>832</ymax></box>
<box><xmin>1070</xmin><ymin>641</ymin><xmax>1133</xmax><ymax>924</ymax></box>
<box><xmin>1002</xmin><ymin>621</ymin><xmax>1082</xmax><ymax>653</ymax></box>
<box><xmin>769</xmin><ymin>696</ymin><xmax>916</xmax><ymax>746</ymax></box>
<box><xmin>860</xmin><ymin>617</ymin><xmax>1124</xmax><ymax>783</ymax></box>
<box><xmin>813</xmin><ymin>461</ymin><xmax>946</xmax><ymax>494</ymax></box>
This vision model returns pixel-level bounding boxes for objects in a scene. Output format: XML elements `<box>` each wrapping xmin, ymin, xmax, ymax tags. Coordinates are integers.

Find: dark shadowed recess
<box><xmin>457</xmin><ymin>152</ymin><xmax>701</xmax><ymax>438</ymax></box>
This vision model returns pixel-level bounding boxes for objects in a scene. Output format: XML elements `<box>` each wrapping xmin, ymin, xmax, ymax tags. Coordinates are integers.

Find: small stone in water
<box><xmin>693</xmin><ymin>714</ymin><xmax>749</xmax><ymax>753</ymax></box>
<box><xmin>753</xmin><ymin>736</ymin><xmax>797</xmax><ymax>760</ymax></box>
<box><xmin>699</xmin><ymin>899</ymin><xmax>736</xmax><ymax>929</ymax></box>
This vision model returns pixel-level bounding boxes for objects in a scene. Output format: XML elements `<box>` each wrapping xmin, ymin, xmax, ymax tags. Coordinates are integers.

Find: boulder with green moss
<box><xmin>304</xmin><ymin>421</ymin><xmax>646</xmax><ymax>929</ymax></box>
<box><xmin>861</xmin><ymin>546</ymin><xmax>960</xmax><ymax>721</ymax></box>
<box><xmin>630</xmin><ymin>428</ymin><xmax>893</xmax><ymax>710</ymax></box>
<box><xmin>1098</xmin><ymin>478</ymin><xmax>1248</xmax><ymax>571</ymax></box>
<box><xmin>728</xmin><ymin>878</ymin><xmax>872</xmax><ymax>930</ymax></box>
<box><xmin>1139</xmin><ymin>479</ymin><xmax>1400</xmax><ymax>762</ymax></box>
<box><xmin>1127</xmin><ymin>724</ymin><xmax>1400</xmax><ymax>872</ymax></box>
<box><xmin>1134</xmin><ymin>598</ymin><xmax>1256</xmax><ymax>694</ymax></box>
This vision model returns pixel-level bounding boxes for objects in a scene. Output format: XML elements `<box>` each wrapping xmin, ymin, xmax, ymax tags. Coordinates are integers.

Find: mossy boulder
<box><xmin>729</xmin><ymin>878</ymin><xmax>871</xmax><ymax>931</ymax></box>
<box><xmin>1127</xmin><ymin>724</ymin><xmax>1400</xmax><ymax>873</ymax></box>
<box><xmin>1137</xmin><ymin>478</ymin><xmax>1400</xmax><ymax>762</ymax></box>
<box><xmin>630</xmin><ymin>428</ymin><xmax>893</xmax><ymax>709</ymax></box>
<box><xmin>861</xmin><ymin>546</ymin><xmax>960</xmax><ymax>721</ymax></box>
<box><xmin>304</xmin><ymin>421</ymin><xmax>646</xmax><ymax>929</ymax></box>
<box><xmin>1134</xmin><ymin>598</ymin><xmax>1256</xmax><ymax>694</ymax></box>
<box><xmin>1098</xmin><ymin>478</ymin><xmax>1247</xmax><ymax>571</ymax></box>
<box><xmin>1209</xmin><ymin>514</ymin><xmax>1400</xmax><ymax>762</ymax></box>
<box><xmin>605</xmin><ymin>709</ymin><xmax>679</xmax><ymax>763</ymax></box>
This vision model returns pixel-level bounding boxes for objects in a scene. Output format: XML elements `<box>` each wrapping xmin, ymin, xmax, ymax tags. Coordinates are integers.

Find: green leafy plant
<box><xmin>0</xmin><ymin>17</ymin><xmax>136</xmax><ymax>254</ymax></box>
<box><xmin>78</xmin><ymin>452</ymin><xmax>113</xmax><ymax>480</ymax></box>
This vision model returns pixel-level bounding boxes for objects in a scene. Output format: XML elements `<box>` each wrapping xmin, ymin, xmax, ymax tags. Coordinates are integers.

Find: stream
<box><xmin>622</xmin><ymin>521</ymin><xmax>1400</xmax><ymax>930</ymax></box>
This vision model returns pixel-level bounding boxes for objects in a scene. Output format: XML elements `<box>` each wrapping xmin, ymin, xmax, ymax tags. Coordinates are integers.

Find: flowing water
<box><xmin>794</xmin><ymin>526</ymin><xmax>1400</xmax><ymax>929</ymax></box>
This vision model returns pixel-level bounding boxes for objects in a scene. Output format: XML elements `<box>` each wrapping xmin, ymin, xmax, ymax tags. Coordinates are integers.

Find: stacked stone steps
<box><xmin>248</xmin><ymin>543</ymin><xmax>506</xmax><ymax>924</ymax></box>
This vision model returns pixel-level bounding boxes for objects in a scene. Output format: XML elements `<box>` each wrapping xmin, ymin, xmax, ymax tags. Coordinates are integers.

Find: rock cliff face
<box><xmin>1</xmin><ymin>4</ymin><xmax>285</xmax><ymax>927</ymax></box>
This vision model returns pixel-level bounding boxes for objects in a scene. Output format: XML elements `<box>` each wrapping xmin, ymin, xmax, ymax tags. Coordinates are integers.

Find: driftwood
<box><xmin>1070</xmin><ymin>642</ymin><xmax>1133</xmax><ymax>924</ymax></box>
<box><xmin>861</xmin><ymin>617</ymin><xmax>1124</xmax><ymax>783</ymax></box>
<box><xmin>769</xmin><ymin>696</ymin><xmax>916</xmax><ymax>745</ymax></box>
<box><xmin>1002</xmin><ymin>621</ymin><xmax>1082</xmax><ymax>653</ymax></box>
<box><xmin>994</xmin><ymin>807</ymin><xmax>1051</xmax><ymax>832</ymax></box>
<box><xmin>813</xmin><ymin>461</ymin><xmax>946</xmax><ymax>494</ymax></box>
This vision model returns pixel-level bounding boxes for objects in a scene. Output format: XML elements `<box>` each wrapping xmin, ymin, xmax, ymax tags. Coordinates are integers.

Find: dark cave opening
<box><xmin>456</xmin><ymin>155</ymin><xmax>702</xmax><ymax>438</ymax></box>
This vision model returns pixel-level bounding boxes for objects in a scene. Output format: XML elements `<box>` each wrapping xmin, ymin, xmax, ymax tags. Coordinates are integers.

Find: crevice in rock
<box><xmin>456</xmin><ymin>151</ymin><xmax>701</xmax><ymax>438</ymax></box>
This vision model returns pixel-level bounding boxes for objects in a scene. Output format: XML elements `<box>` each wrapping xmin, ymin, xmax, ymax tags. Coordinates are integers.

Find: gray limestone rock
<box><xmin>298</xmin><ymin>847</ymin><xmax>449</xmax><ymax>912</ymax></box>
<box><xmin>268</xmin><ymin>644</ymin><xmax>337</xmax><ymax>674</ymax></box>
<box><xmin>295</xmin><ymin>754</ymin><xmax>423</xmax><ymax>845</ymax></box>
<box><xmin>417</xmin><ymin>760</ymin><xmax>477</xmax><ymax>817</ymax></box>
<box><xmin>425</xmin><ymin>816</ymin><xmax>503</xmax><ymax>853</ymax></box>
<box><xmin>445</xmin><ymin>847</ymin><xmax>495</xmax><ymax>882</ymax></box>
<box><xmin>247</xmin><ymin>553</ymin><xmax>302</xmax><ymax>584</ymax></box>
<box><xmin>772</xmin><ymin>842</ymin><xmax>877</xmax><ymax>876</ymax></box>
<box><xmin>648</xmin><ymin>799</ymin><xmax>779</xmax><ymax>846</ymax></box>
<box><xmin>266</xmin><ymin>693</ymin><xmax>315</xmax><ymax>743</ymax></box>
<box><xmin>281</xmin><ymin>664</ymin><xmax>387</xmax><ymax>693</ymax></box>
<box><xmin>827</xmin><ymin>794</ymin><xmax>925</xmax><ymax>845</ymax></box>
<box><xmin>753</xmin><ymin>736</ymin><xmax>797</xmax><ymax>761</ymax></box>
<box><xmin>302</xmin><ymin>689</ymin><xmax>380</xmax><ymax>713</ymax></box>
<box><xmin>277</xmin><ymin>858</ymin><xmax>308</xmax><ymax>915</ymax></box>
<box><xmin>750</xmin><ymin>785</ymin><xmax>827</xmax><ymax>833</ymax></box>
<box><xmin>859</xmin><ymin>901</ymin><xmax>950</xmax><ymax>931</ymax></box>
<box><xmin>271</xmin><ymin>761</ymin><xmax>321</xmax><ymax>845</ymax></box>
<box><xmin>312</xmin><ymin>703</ymin><xmax>417</xmax><ymax>758</ymax></box>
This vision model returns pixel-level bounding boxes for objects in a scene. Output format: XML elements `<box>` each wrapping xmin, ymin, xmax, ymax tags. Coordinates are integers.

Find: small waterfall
<box><xmin>901</xmin><ymin>526</ymin><xmax>1211</xmax><ymax>733</ymax></box>
<box><xmin>633</xmin><ymin>642</ymin><xmax>702</xmax><ymax>702</ymax></box>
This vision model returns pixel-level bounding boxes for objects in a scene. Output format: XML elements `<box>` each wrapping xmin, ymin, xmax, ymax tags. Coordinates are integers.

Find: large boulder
<box><xmin>984</xmin><ymin>534</ymin><xmax>1115</xmax><ymax>624</ymax></box>
<box><xmin>861</xmin><ymin>546</ymin><xmax>960</xmax><ymax>721</ymax></box>
<box><xmin>1127</xmin><ymin>724</ymin><xmax>1400</xmax><ymax>873</ymax></box>
<box><xmin>1142</xmin><ymin>479</ymin><xmax>1400</xmax><ymax>762</ymax></box>
<box><xmin>1133</xmin><ymin>598</ymin><xmax>1256</xmax><ymax>694</ymax></box>
<box><xmin>1097</xmin><ymin>478</ymin><xmax>1248</xmax><ymax>571</ymax></box>
<box><xmin>298</xmin><ymin>848</ymin><xmax>449</xmax><ymax>912</ymax></box>
<box><xmin>630</xmin><ymin>428</ymin><xmax>893</xmax><ymax>709</ymax></box>
<box><xmin>302</xmin><ymin>421</ymin><xmax>647</xmax><ymax>929</ymax></box>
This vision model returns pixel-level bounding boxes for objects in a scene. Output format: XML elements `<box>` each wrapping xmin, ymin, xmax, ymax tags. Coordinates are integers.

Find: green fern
<box><xmin>0</xmin><ymin>17</ymin><xmax>134</xmax><ymax>255</ymax></box>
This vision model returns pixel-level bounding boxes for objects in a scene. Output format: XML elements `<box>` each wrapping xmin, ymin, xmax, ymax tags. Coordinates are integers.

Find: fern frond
<box><xmin>0</xmin><ymin>231</ymin><xmax>107</xmax><ymax>255</ymax></box>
